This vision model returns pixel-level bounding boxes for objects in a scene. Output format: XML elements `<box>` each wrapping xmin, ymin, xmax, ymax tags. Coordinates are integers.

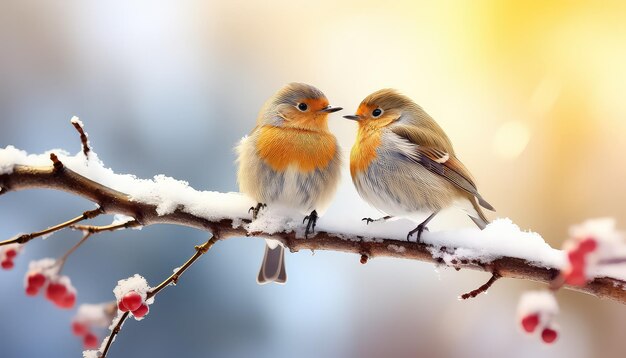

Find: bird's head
<box><xmin>259</xmin><ymin>83</ymin><xmax>342</xmax><ymax>131</ymax></box>
<box><xmin>344</xmin><ymin>89</ymin><xmax>427</xmax><ymax>131</ymax></box>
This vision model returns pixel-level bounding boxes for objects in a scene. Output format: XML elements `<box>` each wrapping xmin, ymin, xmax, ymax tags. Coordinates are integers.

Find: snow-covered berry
<box><xmin>562</xmin><ymin>218</ymin><xmax>626</xmax><ymax>287</ymax></box>
<box><xmin>5</xmin><ymin>248</ymin><xmax>17</xmax><ymax>259</ymax></box>
<box><xmin>113</xmin><ymin>274</ymin><xmax>152</xmax><ymax>320</ymax></box>
<box><xmin>25</xmin><ymin>285</ymin><xmax>40</xmax><ymax>296</ymax></box>
<box><xmin>72</xmin><ymin>321</ymin><xmax>89</xmax><ymax>336</ymax></box>
<box><xmin>83</xmin><ymin>332</ymin><xmax>99</xmax><ymax>349</ymax></box>
<box><xmin>118</xmin><ymin>300</ymin><xmax>130</xmax><ymax>312</ymax></box>
<box><xmin>1</xmin><ymin>259</ymin><xmax>14</xmax><ymax>270</ymax></box>
<box><xmin>520</xmin><ymin>313</ymin><xmax>540</xmax><ymax>333</ymax></box>
<box><xmin>578</xmin><ymin>238</ymin><xmax>597</xmax><ymax>253</ymax></box>
<box><xmin>121</xmin><ymin>291</ymin><xmax>143</xmax><ymax>312</ymax></box>
<box><xmin>517</xmin><ymin>291</ymin><xmax>559</xmax><ymax>343</ymax></box>
<box><xmin>27</xmin><ymin>271</ymin><xmax>47</xmax><ymax>288</ymax></box>
<box><xmin>1</xmin><ymin>244</ymin><xmax>22</xmax><ymax>270</ymax></box>
<box><xmin>46</xmin><ymin>282</ymin><xmax>68</xmax><ymax>301</ymax></box>
<box><xmin>45</xmin><ymin>277</ymin><xmax>77</xmax><ymax>309</ymax></box>
<box><xmin>541</xmin><ymin>327</ymin><xmax>559</xmax><ymax>344</ymax></box>
<box><xmin>58</xmin><ymin>291</ymin><xmax>77</xmax><ymax>309</ymax></box>
<box><xmin>131</xmin><ymin>303</ymin><xmax>149</xmax><ymax>318</ymax></box>
<box><xmin>71</xmin><ymin>302</ymin><xmax>116</xmax><ymax>349</ymax></box>
<box><xmin>25</xmin><ymin>271</ymin><xmax>47</xmax><ymax>295</ymax></box>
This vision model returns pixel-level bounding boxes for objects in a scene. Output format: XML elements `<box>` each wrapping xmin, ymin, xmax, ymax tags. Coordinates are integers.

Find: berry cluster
<box><xmin>24</xmin><ymin>259</ymin><xmax>76</xmax><ymax>309</ymax></box>
<box><xmin>46</xmin><ymin>277</ymin><xmax>77</xmax><ymax>309</ymax></box>
<box><xmin>1</xmin><ymin>244</ymin><xmax>22</xmax><ymax>270</ymax></box>
<box><xmin>517</xmin><ymin>291</ymin><xmax>559</xmax><ymax>344</ymax></box>
<box><xmin>71</xmin><ymin>303</ymin><xmax>116</xmax><ymax>350</ymax></box>
<box><xmin>520</xmin><ymin>313</ymin><xmax>559</xmax><ymax>344</ymax></box>
<box><xmin>563</xmin><ymin>237</ymin><xmax>597</xmax><ymax>286</ymax></box>
<box><xmin>113</xmin><ymin>274</ymin><xmax>152</xmax><ymax>321</ymax></box>
<box><xmin>563</xmin><ymin>218</ymin><xmax>626</xmax><ymax>286</ymax></box>
<box><xmin>72</xmin><ymin>320</ymin><xmax>99</xmax><ymax>349</ymax></box>
<box><xmin>118</xmin><ymin>291</ymin><xmax>149</xmax><ymax>318</ymax></box>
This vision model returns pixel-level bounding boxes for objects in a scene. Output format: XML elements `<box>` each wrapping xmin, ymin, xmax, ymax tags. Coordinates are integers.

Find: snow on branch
<box><xmin>1</xmin><ymin>142</ymin><xmax>625</xmax><ymax>304</ymax></box>
<box><xmin>2</xmin><ymin>119</ymin><xmax>626</xmax><ymax>356</ymax></box>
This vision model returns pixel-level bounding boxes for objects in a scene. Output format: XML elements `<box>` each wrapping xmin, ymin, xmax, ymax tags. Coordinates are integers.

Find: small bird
<box><xmin>345</xmin><ymin>89</ymin><xmax>494</xmax><ymax>241</ymax></box>
<box><xmin>236</xmin><ymin>83</ymin><xmax>342</xmax><ymax>284</ymax></box>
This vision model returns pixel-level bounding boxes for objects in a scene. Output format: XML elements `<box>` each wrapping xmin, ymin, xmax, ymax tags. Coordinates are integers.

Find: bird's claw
<box><xmin>249</xmin><ymin>203</ymin><xmax>267</xmax><ymax>220</ymax></box>
<box><xmin>303</xmin><ymin>210</ymin><xmax>318</xmax><ymax>238</ymax></box>
<box><xmin>362</xmin><ymin>217</ymin><xmax>375</xmax><ymax>225</ymax></box>
<box><xmin>407</xmin><ymin>224</ymin><xmax>429</xmax><ymax>243</ymax></box>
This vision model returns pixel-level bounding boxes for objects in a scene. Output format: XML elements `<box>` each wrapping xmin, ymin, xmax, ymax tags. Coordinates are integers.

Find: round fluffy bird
<box><xmin>345</xmin><ymin>89</ymin><xmax>494</xmax><ymax>241</ymax></box>
<box><xmin>236</xmin><ymin>83</ymin><xmax>342</xmax><ymax>284</ymax></box>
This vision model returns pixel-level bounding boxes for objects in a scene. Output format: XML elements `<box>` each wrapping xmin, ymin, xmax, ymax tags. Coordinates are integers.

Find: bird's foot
<box><xmin>303</xmin><ymin>210</ymin><xmax>318</xmax><ymax>238</ymax></box>
<box><xmin>248</xmin><ymin>203</ymin><xmax>267</xmax><ymax>220</ymax></box>
<box><xmin>362</xmin><ymin>216</ymin><xmax>392</xmax><ymax>225</ymax></box>
<box><xmin>407</xmin><ymin>224</ymin><xmax>429</xmax><ymax>243</ymax></box>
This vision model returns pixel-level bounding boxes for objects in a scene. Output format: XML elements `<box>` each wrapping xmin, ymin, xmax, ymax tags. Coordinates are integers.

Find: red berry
<box><xmin>1</xmin><ymin>259</ymin><xmax>14</xmax><ymax>270</ymax></box>
<box><xmin>121</xmin><ymin>291</ymin><xmax>143</xmax><ymax>312</ymax></box>
<box><xmin>25</xmin><ymin>285</ymin><xmax>40</xmax><ymax>296</ymax></box>
<box><xmin>118</xmin><ymin>300</ymin><xmax>129</xmax><ymax>312</ymax></box>
<box><xmin>565</xmin><ymin>268</ymin><xmax>587</xmax><ymax>286</ymax></box>
<box><xmin>520</xmin><ymin>313</ymin><xmax>540</xmax><ymax>333</ymax></box>
<box><xmin>132</xmin><ymin>303</ymin><xmax>149</xmax><ymax>318</ymax></box>
<box><xmin>72</xmin><ymin>321</ymin><xmax>88</xmax><ymax>336</ymax></box>
<box><xmin>46</xmin><ymin>282</ymin><xmax>68</xmax><ymax>302</ymax></box>
<box><xmin>567</xmin><ymin>250</ymin><xmax>585</xmax><ymax>266</ymax></box>
<box><xmin>5</xmin><ymin>249</ymin><xmax>17</xmax><ymax>258</ymax></box>
<box><xmin>56</xmin><ymin>292</ymin><xmax>76</xmax><ymax>309</ymax></box>
<box><xmin>541</xmin><ymin>328</ymin><xmax>558</xmax><ymax>344</ymax></box>
<box><xmin>27</xmin><ymin>272</ymin><xmax>47</xmax><ymax>288</ymax></box>
<box><xmin>579</xmin><ymin>238</ymin><xmax>597</xmax><ymax>253</ymax></box>
<box><xmin>83</xmin><ymin>332</ymin><xmax>99</xmax><ymax>349</ymax></box>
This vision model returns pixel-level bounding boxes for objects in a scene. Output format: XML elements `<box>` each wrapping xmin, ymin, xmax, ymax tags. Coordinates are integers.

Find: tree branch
<box><xmin>1</xmin><ymin>160</ymin><xmax>625</xmax><ymax>304</ymax></box>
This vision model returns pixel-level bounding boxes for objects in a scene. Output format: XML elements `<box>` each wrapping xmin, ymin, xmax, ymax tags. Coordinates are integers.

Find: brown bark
<box><xmin>1</xmin><ymin>161</ymin><xmax>625</xmax><ymax>304</ymax></box>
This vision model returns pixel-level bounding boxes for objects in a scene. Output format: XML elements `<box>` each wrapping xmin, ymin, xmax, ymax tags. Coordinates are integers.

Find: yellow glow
<box><xmin>492</xmin><ymin>120</ymin><xmax>531</xmax><ymax>160</ymax></box>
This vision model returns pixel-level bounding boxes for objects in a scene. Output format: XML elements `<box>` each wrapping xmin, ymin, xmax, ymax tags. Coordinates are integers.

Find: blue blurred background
<box><xmin>1</xmin><ymin>1</ymin><xmax>626</xmax><ymax>357</ymax></box>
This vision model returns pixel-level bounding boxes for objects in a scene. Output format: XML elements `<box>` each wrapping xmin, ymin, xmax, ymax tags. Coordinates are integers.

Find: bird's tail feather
<box><xmin>477</xmin><ymin>194</ymin><xmax>495</xmax><ymax>211</ymax></box>
<box><xmin>468</xmin><ymin>196</ymin><xmax>490</xmax><ymax>230</ymax></box>
<box><xmin>257</xmin><ymin>244</ymin><xmax>287</xmax><ymax>285</ymax></box>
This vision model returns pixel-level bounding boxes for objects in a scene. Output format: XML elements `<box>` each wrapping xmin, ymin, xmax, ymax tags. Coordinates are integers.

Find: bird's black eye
<box><xmin>297</xmin><ymin>103</ymin><xmax>308</xmax><ymax>111</ymax></box>
<box><xmin>372</xmin><ymin>108</ymin><xmax>383</xmax><ymax>117</ymax></box>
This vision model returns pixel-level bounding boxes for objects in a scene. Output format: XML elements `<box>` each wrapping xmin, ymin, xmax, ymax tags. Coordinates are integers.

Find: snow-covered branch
<box><xmin>1</xmin><ymin>149</ymin><xmax>625</xmax><ymax>304</ymax></box>
<box><xmin>3</xmin><ymin>119</ymin><xmax>626</xmax><ymax>355</ymax></box>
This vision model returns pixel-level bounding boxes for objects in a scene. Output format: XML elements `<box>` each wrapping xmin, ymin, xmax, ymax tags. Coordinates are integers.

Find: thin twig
<box><xmin>50</xmin><ymin>152</ymin><xmax>63</xmax><ymax>171</ymax></box>
<box><xmin>71</xmin><ymin>118</ymin><xmax>91</xmax><ymax>157</ymax></box>
<box><xmin>60</xmin><ymin>220</ymin><xmax>140</xmax><ymax>274</ymax></box>
<box><xmin>0</xmin><ymin>207</ymin><xmax>103</xmax><ymax>247</ymax></box>
<box><xmin>460</xmin><ymin>272</ymin><xmax>502</xmax><ymax>300</ymax></box>
<box><xmin>56</xmin><ymin>232</ymin><xmax>93</xmax><ymax>273</ymax></box>
<box><xmin>549</xmin><ymin>273</ymin><xmax>566</xmax><ymax>291</ymax></box>
<box><xmin>99</xmin><ymin>235</ymin><xmax>219</xmax><ymax>357</ymax></box>
<box><xmin>71</xmin><ymin>219</ymin><xmax>141</xmax><ymax>234</ymax></box>
<box><xmin>148</xmin><ymin>235</ymin><xmax>219</xmax><ymax>298</ymax></box>
<box><xmin>599</xmin><ymin>257</ymin><xmax>626</xmax><ymax>265</ymax></box>
<box><xmin>99</xmin><ymin>311</ymin><xmax>129</xmax><ymax>358</ymax></box>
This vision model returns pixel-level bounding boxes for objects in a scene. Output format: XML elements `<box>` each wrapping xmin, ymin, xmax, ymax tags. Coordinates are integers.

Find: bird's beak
<box><xmin>319</xmin><ymin>106</ymin><xmax>343</xmax><ymax>113</ymax></box>
<box><xmin>343</xmin><ymin>115</ymin><xmax>360</xmax><ymax>121</ymax></box>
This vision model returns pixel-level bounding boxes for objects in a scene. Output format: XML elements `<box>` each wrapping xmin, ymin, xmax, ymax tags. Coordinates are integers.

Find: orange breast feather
<box><xmin>257</xmin><ymin>126</ymin><xmax>336</xmax><ymax>172</ymax></box>
<box><xmin>350</xmin><ymin>130</ymin><xmax>380</xmax><ymax>177</ymax></box>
